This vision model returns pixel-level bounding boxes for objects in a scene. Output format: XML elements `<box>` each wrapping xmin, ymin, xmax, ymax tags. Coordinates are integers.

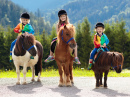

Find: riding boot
<box><xmin>9</xmin><ymin>55</ymin><xmax>13</xmax><ymax>62</ymax></box>
<box><xmin>87</xmin><ymin>61</ymin><xmax>93</xmax><ymax>70</ymax></box>
<box><xmin>30</xmin><ymin>56</ymin><xmax>34</xmax><ymax>59</ymax></box>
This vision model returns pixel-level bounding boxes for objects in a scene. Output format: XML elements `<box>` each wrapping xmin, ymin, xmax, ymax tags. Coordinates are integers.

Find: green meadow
<box><xmin>0</xmin><ymin>68</ymin><xmax>130</xmax><ymax>78</ymax></box>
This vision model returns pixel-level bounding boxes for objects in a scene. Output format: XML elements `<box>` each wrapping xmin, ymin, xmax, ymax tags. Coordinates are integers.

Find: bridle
<box><xmin>22</xmin><ymin>37</ymin><xmax>35</xmax><ymax>51</ymax></box>
<box><xmin>61</xmin><ymin>30</ymin><xmax>74</xmax><ymax>44</ymax></box>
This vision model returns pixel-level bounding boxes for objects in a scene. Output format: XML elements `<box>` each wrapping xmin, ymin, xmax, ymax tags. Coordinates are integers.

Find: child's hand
<box><xmin>103</xmin><ymin>43</ymin><xmax>106</xmax><ymax>47</ymax></box>
<box><xmin>19</xmin><ymin>29</ymin><xmax>22</xmax><ymax>32</ymax></box>
<box><xmin>100</xmin><ymin>45</ymin><xmax>104</xmax><ymax>48</ymax></box>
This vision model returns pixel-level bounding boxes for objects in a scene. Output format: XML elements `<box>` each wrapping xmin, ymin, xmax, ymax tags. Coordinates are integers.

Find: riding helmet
<box><xmin>95</xmin><ymin>22</ymin><xmax>105</xmax><ymax>29</ymax></box>
<box><xmin>21</xmin><ymin>12</ymin><xmax>30</xmax><ymax>19</ymax></box>
<box><xmin>58</xmin><ymin>9</ymin><xmax>67</xmax><ymax>17</ymax></box>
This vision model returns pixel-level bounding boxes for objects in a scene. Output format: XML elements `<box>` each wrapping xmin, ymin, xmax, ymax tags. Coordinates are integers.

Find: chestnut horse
<box><xmin>12</xmin><ymin>33</ymin><xmax>43</xmax><ymax>85</ymax></box>
<box><xmin>54</xmin><ymin>24</ymin><xmax>76</xmax><ymax>87</ymax></box>
<box><xmin>92</xmin><ymin>50</ymin><xmax>124</xmax><ymax>88</ymax></box>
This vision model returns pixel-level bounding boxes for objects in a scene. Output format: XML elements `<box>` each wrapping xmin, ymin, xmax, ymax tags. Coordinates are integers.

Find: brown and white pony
<box><xmin>54</xmin><ymin>24</ymin><xmax>76</xmax><ymax>87</ymax></box>
<box><xmin>12</xmin><ymin>33</ymin><xmax>43</xmax><ymax>85</ymax></box>
<box><xmin>92</xmin><ymin>50</ymin><xmax>124</xmax><ymax>88</ymax></box>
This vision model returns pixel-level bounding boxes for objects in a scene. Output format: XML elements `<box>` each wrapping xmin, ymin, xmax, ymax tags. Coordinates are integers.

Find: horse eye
<box><xmin>66</xmin><ymin>34</ymin><xmax>69</xmax><ymax>36</ymax></box>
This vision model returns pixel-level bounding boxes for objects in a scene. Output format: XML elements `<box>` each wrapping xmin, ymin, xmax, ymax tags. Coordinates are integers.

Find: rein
<box><xmin>94</xmin><ymin>50</ymin><xmax>104</xmax><ymax>62</ymax></box>
<box><xmin>61</xmin><ymin>30</ymin><xmax>74</xmax><ymax>44</ymax></box>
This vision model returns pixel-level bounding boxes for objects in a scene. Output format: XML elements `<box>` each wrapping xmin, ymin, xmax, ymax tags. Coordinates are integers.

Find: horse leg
<box><xmin>104</xmin><ymin>71</ymin><xmax>108</xmax><ymax>88</ymax></box>
<box><xmin>57</xmin><ymin>61</ymin><xmax>63</xmax><ymax>87</ymax></box>
<box><xmin>22</xmin><ymin>65</ymin><xmax>27</xmax><ymax>85</ymax></box>
<box><xmin>31</xmin><ymin>66</ymin><xmax>35</xmax><ymax>81</ymax></box>
<box><xmin>99</xmin><ymin>73</ymin><xmax>103</xmax><ymax>87</ymax></box>
<box><xmin>69</xmin><ymin>61</ymin><xmax>74</xmax><ymax>84</ymax></box>
<box><xmin>16</xmin><ymin>65</ymin><xmax>20</xmax><ymax>85</ymax></box>
<box><xmin>37</xmin><ymin>72</ymin><xmax>41</xmax><ymax>82</ymax></box>
<box><xmin>95</xmin><ymin>72</ymin><xmax>100</xmax><ymax>88</ymax></box>
<box><xmin>65</xmin><ymin>62</ymin><xmax>71</xmax><ymax>87</ymax></box>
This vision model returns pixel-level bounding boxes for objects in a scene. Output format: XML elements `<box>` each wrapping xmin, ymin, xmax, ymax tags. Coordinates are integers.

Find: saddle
<box><xmin>94</xmin><ymin>47</ymin><xmax>108</xmax><ymax>63</ymax></box>
<box><xmin>51</xmin><ymin>40</ymin><xmax>75</xmax><ymax>57</ymax></box>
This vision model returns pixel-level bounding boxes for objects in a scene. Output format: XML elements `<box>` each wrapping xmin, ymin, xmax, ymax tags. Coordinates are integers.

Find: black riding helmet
<box><xmin>21</xmin><ymin>12</ymin><xmax>30</xmax><ymax>19</ymax></box>
<box><xmin>95</xmin><ymin>22</ymin><xmax>104</xmax><ymax>29</ymax></box>
<box><xmin>58</xmin><ymin>9</ymin><xmax>67</xmax><ymax>17</ymax></box>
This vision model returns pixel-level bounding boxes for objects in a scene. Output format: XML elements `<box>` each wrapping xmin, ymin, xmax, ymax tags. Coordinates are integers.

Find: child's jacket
<box><xmin>94</xmin><ymin>33</ymin><xmax>109</xmax><ymax>48</ymax></box>
<box><xmin>14</xmin><ymin>23</ymin><xmax>34</xmax><ymax>35</ymax></box>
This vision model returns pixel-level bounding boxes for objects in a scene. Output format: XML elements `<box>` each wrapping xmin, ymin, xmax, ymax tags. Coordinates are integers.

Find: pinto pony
<box><xmin>92</xmin><ymin>50</ymin><xmax>124</xmax><ymax>88</ymax></box>
<box><xmin>54</xmin><ymin>24</ymin><xmax>76</xmax><ymax>87</ymax></box>
<box><xmin>12</xmin><ymin>33</ymin><xmax>43</xmax><ymax>85</ymax></box>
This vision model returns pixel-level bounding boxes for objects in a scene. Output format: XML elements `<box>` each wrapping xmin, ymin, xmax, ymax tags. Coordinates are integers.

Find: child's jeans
<box><xmin>10</xmin><ymin>39</ymin><xmax>17</xmax><ymax>55</ymax></box>
<box><xmin>90</xmin><ymin>47</ymin><xmax>109</xmax><ymax>60</ymax></box>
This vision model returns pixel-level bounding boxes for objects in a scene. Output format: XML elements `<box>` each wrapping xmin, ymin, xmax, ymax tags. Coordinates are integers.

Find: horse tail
<box><xmin>35</xmin><ymin>40</ymin><xmax>43</xmax><ymax>76</ymax></box>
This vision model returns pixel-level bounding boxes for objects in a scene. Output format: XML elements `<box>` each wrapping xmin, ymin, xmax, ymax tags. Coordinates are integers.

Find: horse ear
<box><xmin>113</xmin><ymin>53</ymin><xmax>115</xmax><ymax>56</ymax></box>
<box><xmin>64</xmin><ymin>25</ymin><xmax>67</xmax><ymax>29</ymax></box>
<box><xmin>22</xmin><ymin>34</ymin><xmax>25</xmax><ymax>38</ymax></box>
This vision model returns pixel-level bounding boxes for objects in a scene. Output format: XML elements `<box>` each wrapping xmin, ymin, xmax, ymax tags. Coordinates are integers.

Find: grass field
<box><xmin>0</xmin><ymin>68</ymin><xmax>130</xmax><ymax>78</ymax></box>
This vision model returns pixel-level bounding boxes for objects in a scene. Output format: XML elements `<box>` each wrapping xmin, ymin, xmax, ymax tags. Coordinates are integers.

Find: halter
<box><xmin>61</xmin><ymin>30</ymin><xmax>74</xmax><ymax>44</ymax></box>
<box><xmin>22</xmin><ymin>37</ymin><xmax>35</xmax><ymax>51</ymax></box>
<box><xmin>111</xmin><ymin>63</ymin><xmax>121</xmax><ymax>69</ymax></box>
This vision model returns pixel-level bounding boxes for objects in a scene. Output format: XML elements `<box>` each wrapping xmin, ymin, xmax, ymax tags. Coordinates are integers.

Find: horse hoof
<box><xmin>104</xmin><ymin>87</ymin><xmax>108</xmax><ymax>89</ymax></box>
<box><xmin>71</xmin><ymin>81</ymin><xmax>74</xmax><ymax>84</ymax></box>
<box><xmin>66</xmin><ymin>85</ymin><xmax>72</xmax><ymax>87</ymax></box>
<box><xmin>66</xmin><ymin>82</ymin><xmax>72</xmax><ymax>87</ymax></box>
<box><xmin>95</xmin><ymin>87</ymin><xmax>99</xmax><ymax>89</ymax></box>
<box><xmin>16</xmin><ymin>82</ymin><xmax>20</xmax><ymax>85</ymax></box>
<box><xmin>100</xmin><ymin>85</ymin><xmax>103</xmax><ymax>87</ymax></box>
<box><xmin>31</xmin><ymin>79</ymin><xmax>35</xmax><ymax>82</ymax></box>
<box><xmin>22</xmin><ymin>82</ymin><xmax>27</xmax><ymax>85</ymax></box>
<box><xmin>37</xmin><ymin>79</ymin><xmax>41</xmax><ymax>82</ymax></box>
<box><xmin>58</xmin><ymin>84</ymin><xmax>63</xmax><ymax>87</ymax></box>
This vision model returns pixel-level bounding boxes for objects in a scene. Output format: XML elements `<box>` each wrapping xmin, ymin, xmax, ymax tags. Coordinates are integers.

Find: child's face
<box><xmin>60</xmin><ymin>15</ymin><xmax>67</xmax><ymax>22</ymax></box>
<box><xmin>96</xmin><ymin>27</ymin><xmax>104</xmax><ymax>35</ymax></box>
<box><xmin>21</xmin><ymin>18</ymin><xmax>29</xmax><ymax>25</ymax></box>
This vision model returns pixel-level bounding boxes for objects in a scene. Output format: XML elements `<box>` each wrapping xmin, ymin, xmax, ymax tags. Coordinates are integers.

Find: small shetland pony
<box><xmin>92</xmin><ymin>50</ymin><xmax>124</xmax><ymax>88</ymax></box>
<box><xmin>54</xmin><ymin>24</ymin><xmax>76</xmax><ymax>87</ymax></box>
<box><xmin>12</xmin><ymin>33</ymin><xmax>43</xmax><ymax>85</ymax></box>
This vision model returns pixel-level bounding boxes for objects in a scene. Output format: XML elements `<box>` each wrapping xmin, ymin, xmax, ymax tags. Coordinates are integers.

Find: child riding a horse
<box><xmin>87</xmin><ymin>22</ymin><xmax>109</xmax><ymax>70</ymax></box>
<box><xmin>10</xmin><ymin>12</ymin><xmax>35</xmax><ymax>62</ymax></box>
<box><xmin>44</xmin><ymin>9</ymin><xmax>81</xmax><ymax>64</ymax></box>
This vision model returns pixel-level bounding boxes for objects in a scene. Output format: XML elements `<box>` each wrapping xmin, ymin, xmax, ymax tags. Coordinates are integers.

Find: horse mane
<box><xmin>15</xmin><ymin>33</ymin><xmax>35</xmax><ymax>55</ymax></box>
<box><xmin>111</xmin><ymin>52</ymin><xmax>124</xmax><ymax>67</ymax></box>
<box><xmin>57</xmin><ymin>24</ymin><xmax>75</xmax><ymax>44</ymax></box>
<box><xmin>95</xmin><ymin>51</ymin><xmax>124</xmax><ymax>68</ymax></box>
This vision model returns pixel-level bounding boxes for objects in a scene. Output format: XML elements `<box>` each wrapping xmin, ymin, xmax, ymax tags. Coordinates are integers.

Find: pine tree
<box><xmin>80</xmin><ymin>18</ymin><xmax>93</xmax><ymax>68</ymax></box>
<box><xmin>0</xmin><ymin>26</ymin><xmax>5</xmax><ymax>69</ymax></box>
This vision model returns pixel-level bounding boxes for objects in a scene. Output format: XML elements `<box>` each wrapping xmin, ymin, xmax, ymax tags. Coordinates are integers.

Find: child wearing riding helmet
<box><xmin>9</xmin><ymin>12</ymin><xmax>35</xmax><ymax>62</ymax></box>
<box><xmin>87</xmin><ymin>22</ymin><xmax>109</xmax><ymax>70</ymax></box>
<box><xmin>44</xmin><ymin>9</ymin><xmax>81</xmax><ymax>64</ymax></box>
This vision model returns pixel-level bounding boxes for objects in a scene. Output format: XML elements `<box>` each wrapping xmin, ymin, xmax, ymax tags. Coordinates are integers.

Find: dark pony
<box><xmin>55</xmin><ymin>24</ymin><xmax>76</xmax><ymax>87</ymax></box>
<box><xmin>12</xmin><ymin>32</ymin><xmax>43</xmax><ymax>85</ymax></box>
<box><xmin>92</xmin><ymin>50</ymin><xmax>124</xmax><ymax>88</ymax></box>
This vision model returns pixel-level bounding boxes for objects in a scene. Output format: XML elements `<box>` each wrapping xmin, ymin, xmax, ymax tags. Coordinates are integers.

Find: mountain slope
<box><xmin>0</xmin><ymin>0</ymin><xmax>51</xmax><ymax>33</ymax></box>
<box><xmin>48</xmin><ymin>0</ymin><xmax>130</xmax><ymax>29</ymax></box>
<box><xmin>10</xmin><ymin>0</ymin><xmax>75</xmax><ymax>12</ymax></box>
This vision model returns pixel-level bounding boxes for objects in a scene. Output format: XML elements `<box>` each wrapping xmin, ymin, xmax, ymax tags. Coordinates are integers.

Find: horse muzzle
<box><xmin>69</xmin><ymin>43</ymin><xmax>76</xmax><ymax>49</ymax></box>
<box><xmin>115</xmin><ymin>66</ymin><xmax>122</xmax><ymax>73</ymax></box>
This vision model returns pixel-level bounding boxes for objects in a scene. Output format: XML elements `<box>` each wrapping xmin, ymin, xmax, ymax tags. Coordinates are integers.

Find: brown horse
<box><xmin>92</xmin><ymin>50</ymin><xmax>124</xmax><ymax>88</ymax></box>
<box><xmin>12</xmin><ymin>33</ymin><xmax>43</xmax><ymax>85</ymax></box>
<box><xmin>54</xmin><ymin>24</ymin><xmax>76</xmax><ymax>87</ymax></box>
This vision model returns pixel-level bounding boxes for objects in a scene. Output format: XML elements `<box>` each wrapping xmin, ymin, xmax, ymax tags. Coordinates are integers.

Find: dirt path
<box><xmin>0</xmin><ymin>77</ymin><xmax>130</xmax><ymax>97</ymax></box>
